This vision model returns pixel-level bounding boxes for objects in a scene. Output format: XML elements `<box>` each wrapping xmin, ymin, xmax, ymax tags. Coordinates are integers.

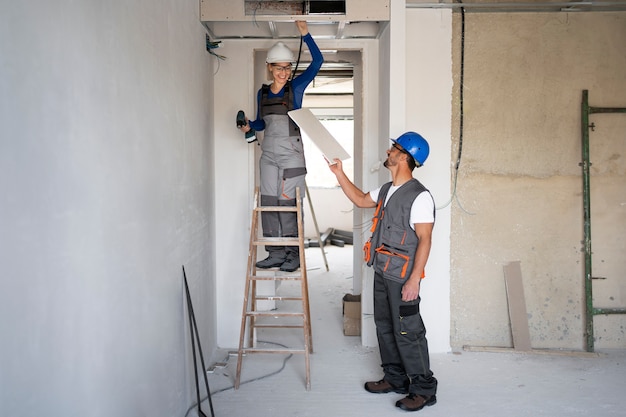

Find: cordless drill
<box><xmin>236</xmin><ymin>110</ymin><xmax>257</xmax><ymax>143</ymax></box>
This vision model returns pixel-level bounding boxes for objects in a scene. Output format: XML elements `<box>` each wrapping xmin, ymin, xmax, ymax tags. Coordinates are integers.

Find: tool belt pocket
<box><xmin>363</xmin><ymin>239</ymin><xmax>372</xmax><ymax>264</ymax></box>
<box><xmin>374</xmin><ymin>246</ymin><xmax>411</xmax><ymax>280</ymax></box>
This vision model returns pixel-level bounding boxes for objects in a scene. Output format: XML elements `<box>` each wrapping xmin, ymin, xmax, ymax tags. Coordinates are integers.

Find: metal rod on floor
<box><xmin>183</xmin><ymin>266</ymin><xmax>215</xmax><ymax>417</ymax></box>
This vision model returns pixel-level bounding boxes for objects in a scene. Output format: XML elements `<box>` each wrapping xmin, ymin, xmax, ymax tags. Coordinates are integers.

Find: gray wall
<box><xmin>450</xmin><ymin>12</ymin><xmax>626</xmax><ymax>350</ymax></box>
<box><xmin>0</xmin><ymin>1</ymin><xmax>217</xmax><ymax>416</ymax></box>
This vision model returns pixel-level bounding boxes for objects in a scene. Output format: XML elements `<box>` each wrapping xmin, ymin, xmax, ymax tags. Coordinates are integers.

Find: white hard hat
<box><xmin>266</xmin><ymin>42</ymin><xmax>295</xmax><ymax>64</ymax></box>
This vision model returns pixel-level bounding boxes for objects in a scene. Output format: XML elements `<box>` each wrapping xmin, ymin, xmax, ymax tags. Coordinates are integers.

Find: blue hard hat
<box><xmin>391</xmin><ymin>131</ymin><xmax>430</xmax><ymax>166</ymax></box>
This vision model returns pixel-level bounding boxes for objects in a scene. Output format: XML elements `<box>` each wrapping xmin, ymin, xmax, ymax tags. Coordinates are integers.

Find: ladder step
<box><xmin>254</xmin><ymin>206</ymin><xmax>298</xmax><ymax>213</ymax></box>
<box><xmin>251</xmin><ymin>324</ymin><xmax>304</xmax><ymax>329</ymax></box>
<box><xmin>255</xmin><ymin>296</ymin><xmax>303</xmax><ymax>301</ymax></box>
<box><xmin>241</xmin><ymin>347</ymin><xmax>306</xmax><ymax>354</ymax></box>
<box><xmin>245</xmin><ymin>311</ymin><xmax>305</xmax><ymax>317</ymax></box>
<box><xmin>253</xmin><ymin>238</ymin><xmax>300</xmax><ymax>245</ymax></box>
<box><xmin>250</xmin><ymin>274</ymin><xmax>303</xmax><ymax>281</ymax></box>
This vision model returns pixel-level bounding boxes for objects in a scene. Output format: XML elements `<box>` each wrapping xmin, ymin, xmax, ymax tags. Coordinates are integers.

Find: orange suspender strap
<box><xmin>370</xmin><ymin>199</ymin><xmax>383</xmax><ymax>232</ymax></box>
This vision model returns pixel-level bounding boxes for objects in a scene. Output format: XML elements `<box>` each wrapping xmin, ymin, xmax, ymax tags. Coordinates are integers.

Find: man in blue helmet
<box><xmin>328</xmin><ymin>131</ymin><xmax>437</xmax><ymax>412</ymax></box>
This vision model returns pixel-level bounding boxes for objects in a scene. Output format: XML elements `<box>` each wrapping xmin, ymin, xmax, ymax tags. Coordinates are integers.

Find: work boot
<box><xmin>364</xmin><ymin>379</ymin><xmax>408</xmax><ymax>394</ymax></box>
<box><xmin>279</xmin><ymin>253</ymin><xmax>300</xmax><ymax>272</ymax></box>
<box><xmin>395</xmin><ymin>394</ymin><xmax>437</xmax><ymax>412</ymax></box>
<box><xmin>256</xmin><ymin>255</ymin><xmax>286</xmax><ymax>269</ymax></box>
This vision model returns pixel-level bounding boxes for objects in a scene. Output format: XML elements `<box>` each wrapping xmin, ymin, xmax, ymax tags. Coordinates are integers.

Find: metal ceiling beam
<box><xmin>268</xmin><ymin>21</ymin><xmax>278</xmax><ymax>38</ymax></box>
<box><xmin>336</xmin><ymin>21</ymin><xmax>346</xmax><ymax>39</ymax></box>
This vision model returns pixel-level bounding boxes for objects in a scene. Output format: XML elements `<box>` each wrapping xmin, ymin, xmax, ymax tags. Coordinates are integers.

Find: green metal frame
<box><xmin>580</xmin><ymin>90</ymin><xmax>626</xmax><ymax>352</ymax></box>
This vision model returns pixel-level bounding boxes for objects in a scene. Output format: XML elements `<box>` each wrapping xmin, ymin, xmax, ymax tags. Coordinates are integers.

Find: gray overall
<box><xmin>259</xmin><ymin>85</ymin><xmax>306</xmax><ymax>259</ymax></box>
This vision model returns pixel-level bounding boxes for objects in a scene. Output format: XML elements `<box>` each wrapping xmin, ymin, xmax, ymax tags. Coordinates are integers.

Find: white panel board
<box><xmin>288</xmin><ymin>108</ymin><xmax>351</xmax><ymax>162</ymax></box>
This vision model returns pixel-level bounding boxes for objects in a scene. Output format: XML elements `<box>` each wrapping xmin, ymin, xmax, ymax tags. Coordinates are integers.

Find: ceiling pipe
<box><xmin>405</xmin><ymin>1</ymin><xmax>626</xmax><ymax>13</ymax></box>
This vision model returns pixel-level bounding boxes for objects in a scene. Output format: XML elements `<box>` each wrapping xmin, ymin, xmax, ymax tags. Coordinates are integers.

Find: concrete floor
<box><xmin>198</xmin><ymin>246</ymin><xmax>626</xmax><ymax>417</ymax></box>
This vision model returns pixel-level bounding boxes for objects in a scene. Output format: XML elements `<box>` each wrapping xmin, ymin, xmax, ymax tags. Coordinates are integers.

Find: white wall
<box><xmin>211</xmin><ymin>40</ymin><xmax>261</xmax><ymax>349</ymax></box>
<box><xmin>405</xmin><ymin>9</ymin><xmax>453</xmax><ymax>353</ymax></box>
<box><xmin>376</xmin><ymin>4</ymin><xmax>453</xmax><ymax>352</ymax></box>
<box><xmin>0</xmin><ymin>1</ymin><xmax>216</xmax><ymax>416</ymax></box>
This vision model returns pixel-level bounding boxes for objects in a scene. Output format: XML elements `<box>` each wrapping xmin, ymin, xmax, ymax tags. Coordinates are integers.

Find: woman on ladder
<box><xmin>238</xmin><ymin>20</ymin><xmax>323</xmax><ymax>272</ymax></box>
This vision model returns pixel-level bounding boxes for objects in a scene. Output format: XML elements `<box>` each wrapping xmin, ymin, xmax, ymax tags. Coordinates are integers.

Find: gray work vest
<box><xmin>365</xmin><ymin>179</ymin><xmax>434</xmax><ymax>283</ymax></box>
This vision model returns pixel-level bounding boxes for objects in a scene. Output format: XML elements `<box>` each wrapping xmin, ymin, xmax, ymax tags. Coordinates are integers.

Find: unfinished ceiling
<box><xmin>204</xmin><ymin>20</ymin><xmax>385</xmax><ymax>40</ymax></box>
<box><xmin>201</xmin><ymin>0</ymin><xmax>389</xmax><ymax>40</ymax></box>
<box><xmin>201</xmin><ymin>0</ymin><xmax>626</xmax><ymax>40</ymax></box>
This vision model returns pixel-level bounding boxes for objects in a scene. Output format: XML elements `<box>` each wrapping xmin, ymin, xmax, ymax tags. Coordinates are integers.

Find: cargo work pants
<box><xmin>373</xmin><ymin>271</ymin><xmax>438</xmax><ymax>396</ymax></box>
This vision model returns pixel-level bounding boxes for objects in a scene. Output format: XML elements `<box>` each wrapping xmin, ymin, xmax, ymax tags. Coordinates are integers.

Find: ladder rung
<box><xmin>255</xmin><ymin>296</ymin><xmax>303</xmax><ymax>301</ymax></box>
<box><xmin>251</xmin><ymin>324</ymin><xmax>304</xmax><ymax>329</ymax></box>
<box><xmin>241</xmin><ymin>347</ymin><xmax>306</xmax><ymax>354</ymax></box>
<box><xmin>245</xmin><ymin>311</ymin><xmax>305</xmax><ymax>317</ymax></box>
<box><xmin>253</xmin><ymin>238</ymin><xmax>300</xmax><ymax>245</ymax></box>
<box><xmin>250</xmin><ymin>274</ymin><xmax>303</xmax><ymax>281</ymax></box>
<box><xmin>255</xmin><ymin>206</ymin><xmax>298</xmax><ymax>213</ymax></box>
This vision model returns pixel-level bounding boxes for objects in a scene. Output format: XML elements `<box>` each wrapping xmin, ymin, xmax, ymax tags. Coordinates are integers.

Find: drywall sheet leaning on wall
<box><xmin>288</xmin><ymin>108</ymin><xmax>351</xmax><ymax>163</ymax></box>
<box><xmin>503</xmin><ymin>261</ymin><xmax>532</xmax><ymax>352</ymax></box>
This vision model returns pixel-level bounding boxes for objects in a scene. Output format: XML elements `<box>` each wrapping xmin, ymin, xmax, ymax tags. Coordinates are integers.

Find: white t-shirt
<box><xmin>369</xmin><ymin>184</ymin><xmax>434</xmax><ymax>229</ymax></box>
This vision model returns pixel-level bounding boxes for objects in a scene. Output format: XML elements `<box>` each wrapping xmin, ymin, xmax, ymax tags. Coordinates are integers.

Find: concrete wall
<box><xmin>0</xmin><ymin>1</ymin><xmax>216</xmax><ymax>416</ymax></box>
<box><xmin>449</xmin><ymin>12</ymin><xmax>626</xmax><ymax>351</ymax></box>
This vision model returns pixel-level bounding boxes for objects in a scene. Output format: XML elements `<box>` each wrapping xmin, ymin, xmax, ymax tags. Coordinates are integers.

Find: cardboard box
<box><xmin>342</xmin><ymin>294</ymin><xmax>361</xmax><ymax>336</ymax></box>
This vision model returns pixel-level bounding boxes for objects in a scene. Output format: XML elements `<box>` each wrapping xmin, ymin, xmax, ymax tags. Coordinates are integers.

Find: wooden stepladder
<box><xmin>235</xmin><ymin>187</ymin><xmax>313</xmax><ymax>390</ymax></box>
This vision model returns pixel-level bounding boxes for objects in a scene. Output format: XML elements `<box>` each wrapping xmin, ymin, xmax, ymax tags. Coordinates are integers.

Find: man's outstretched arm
<box><xmin>328</xmin><ymin>158</ymin><xmax>376</xmax><ymax>209</ymax></box>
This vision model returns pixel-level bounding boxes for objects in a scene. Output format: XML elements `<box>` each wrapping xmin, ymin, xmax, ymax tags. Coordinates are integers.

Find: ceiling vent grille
<box><xmin>244</xmin><ymin>1</ymin><xmax>347</xmax><ymax>16</ymax></box>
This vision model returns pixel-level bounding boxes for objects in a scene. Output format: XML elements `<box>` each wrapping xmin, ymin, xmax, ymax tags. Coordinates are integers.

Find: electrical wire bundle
<box><xmin>206</xmin><ymin>34</ymin><xmax>226</xmax><ymax>60</ymax></box>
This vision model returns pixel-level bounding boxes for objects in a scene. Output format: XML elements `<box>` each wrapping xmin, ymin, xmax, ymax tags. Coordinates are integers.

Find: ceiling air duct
<box><xmin>201</xmin><ymin>0</ymin><xmax>389</xmax><ymax>40</ymax></box>
<box><xmin>243</xmin><ymin>1</ymin><xmax>347</xmax><ymax>16</ymax></box>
